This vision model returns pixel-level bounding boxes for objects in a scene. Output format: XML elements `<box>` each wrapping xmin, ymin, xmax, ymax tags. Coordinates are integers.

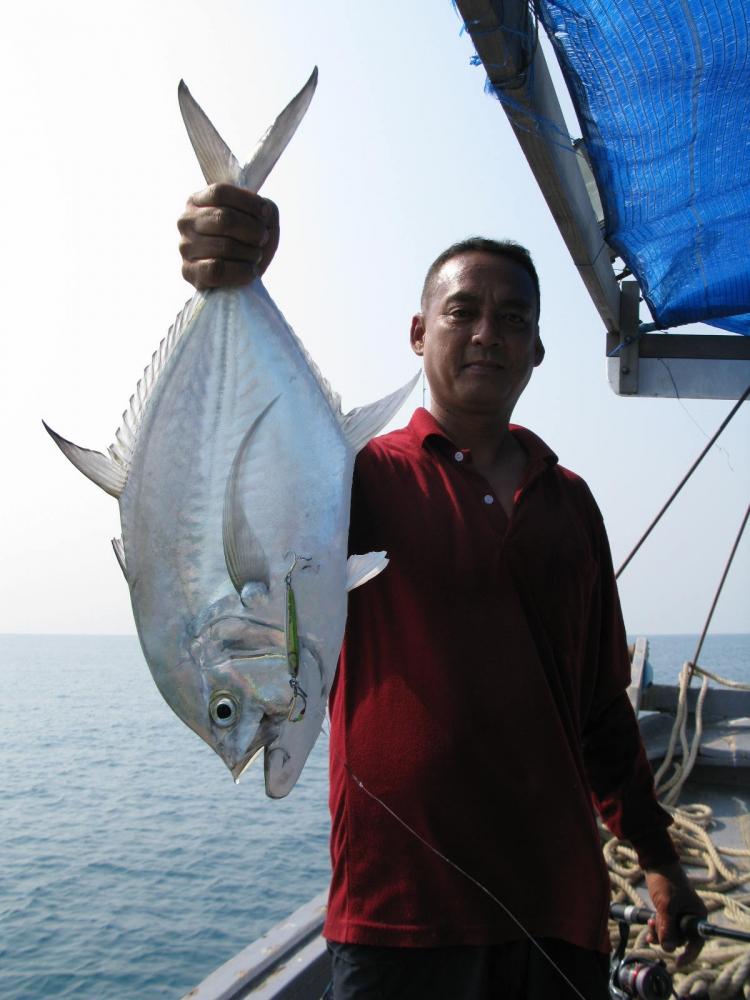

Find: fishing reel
<box><xmin>609</xmin><ymin>902</ymin><xmax>750</xmax><ymax>1000</ymax></box>
<box><xmin>611</xmin><ymin>958</ymin><xmax>673</xmax><ymax>1000</ymax></box>
<box><xmin>609</xmin><ymin>917</ymin><xmax>673</xmax><ymax>1000</ymax></box>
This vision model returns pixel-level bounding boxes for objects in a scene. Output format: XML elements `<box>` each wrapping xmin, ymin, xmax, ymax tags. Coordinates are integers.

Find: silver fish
<box><xmin>45</xmin><ymin>71</ymin><xmax>418</xmax><ymax>798</ymax></box>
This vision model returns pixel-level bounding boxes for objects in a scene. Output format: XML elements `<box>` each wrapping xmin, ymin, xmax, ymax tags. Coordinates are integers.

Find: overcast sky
<box><xmin>2</xmin><ymin>0</ymin><xmax>748</xmax><ymax>642</ymax></box>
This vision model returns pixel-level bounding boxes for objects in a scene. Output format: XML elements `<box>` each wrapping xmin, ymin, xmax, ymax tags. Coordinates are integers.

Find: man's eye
<box><xmin>449</xmin><ymin>308</ymin><xmax>473</xmax><ymax>319</ymax></box>
<box><xmin>504</xmin><ymin>313</ymin><xmax>525</xmax><ymax>325</ymax></box>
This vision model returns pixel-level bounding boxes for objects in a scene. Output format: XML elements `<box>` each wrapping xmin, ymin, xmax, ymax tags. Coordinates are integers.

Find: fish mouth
<box><xmin>226</xmin><ymin>713</ymin><xmax>281</xmax><ymax>782</ymax></box>
<box><xmin>230</xmin><ymin>744</ymin><xmax>266</xmax><ymax>782</ymax></box>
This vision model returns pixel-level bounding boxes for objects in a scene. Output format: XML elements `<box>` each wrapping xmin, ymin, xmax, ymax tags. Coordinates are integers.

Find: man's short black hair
<box><xmin>420</xmin><ymin>237</ymin><xmax>540</xmax><ymax>318</ymax></box>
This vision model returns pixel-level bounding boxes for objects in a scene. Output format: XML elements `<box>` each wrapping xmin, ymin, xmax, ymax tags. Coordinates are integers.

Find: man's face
<box><xmin>410</xmin><ymin>252</ymin><xmax>544</xmax><ymax>421</ymax></box>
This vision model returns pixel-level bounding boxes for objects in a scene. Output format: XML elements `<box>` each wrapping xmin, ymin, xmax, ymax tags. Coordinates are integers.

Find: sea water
<box><xmin>1</xmin><ymin>633</ymin><xmax>747</xmax><ymax>999</ymax></box>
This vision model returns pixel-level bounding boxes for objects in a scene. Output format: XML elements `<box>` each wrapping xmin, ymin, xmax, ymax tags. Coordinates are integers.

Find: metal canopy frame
<box><xmin>455</xmin><ymin>0</ymin><xmax>750</xmax><ymax>401</ymax></box>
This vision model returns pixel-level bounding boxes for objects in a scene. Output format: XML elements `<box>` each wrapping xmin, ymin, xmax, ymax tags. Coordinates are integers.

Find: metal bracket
<box><xmin>607</xmin><ymin>316</ymin><xmax>750</xmax><ymax>399</ymax></box>
<box><xmin>607</xmin><ymin>281</ymin><xmax>640</xmax><ymax>394</ymax></box>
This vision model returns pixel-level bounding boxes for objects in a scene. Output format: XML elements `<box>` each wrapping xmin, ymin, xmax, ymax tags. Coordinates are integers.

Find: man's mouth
<box><xmin>462</xmin><ymin>360</ymin><xmax>504</xmax><ymax>371</ymax></box>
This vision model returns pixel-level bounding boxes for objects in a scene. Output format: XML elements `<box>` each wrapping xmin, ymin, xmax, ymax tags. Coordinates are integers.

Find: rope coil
<box><xmin>605</xmin><ymin>657</ymin><xmax>750</xmax><ymax>998</ymax></box>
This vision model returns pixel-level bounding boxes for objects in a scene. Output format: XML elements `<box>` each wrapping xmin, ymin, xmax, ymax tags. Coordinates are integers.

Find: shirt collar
<box><xmin>407</xmin><ymin>407</ymin><xmax>558</xmax><ymax>467</ymax></box>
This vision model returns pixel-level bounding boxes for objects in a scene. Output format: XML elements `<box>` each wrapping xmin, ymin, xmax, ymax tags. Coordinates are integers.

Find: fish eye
<box><xmin>209</xmin><ymin>692</ymin><xmax>239</xmax><ymax>728</ymax></box>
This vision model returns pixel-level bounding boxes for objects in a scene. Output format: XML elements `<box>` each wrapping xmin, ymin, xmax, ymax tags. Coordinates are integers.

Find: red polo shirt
<box><xmin>325</xmin><ymin>409</ymin><xmax>676</xmax><ymax>952</ymax></box>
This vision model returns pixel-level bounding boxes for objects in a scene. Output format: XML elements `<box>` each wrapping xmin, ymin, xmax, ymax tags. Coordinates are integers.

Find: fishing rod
<box><xmin>608</xmin><ymin>903</ymin><xmax>750</xmax><ymax>1000</ymax></box>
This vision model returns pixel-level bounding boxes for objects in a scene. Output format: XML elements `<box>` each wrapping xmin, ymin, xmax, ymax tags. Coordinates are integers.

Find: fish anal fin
<box><xmin>43</xmin><ymin>421</ymin><xmax>126</xmax><ymax>498</ymax></box>
<box><xmin>340</xmin><ymin>372</ymin><xmax>420</xmax><ymax>453</ymax></box>
<box><xmin>346</xmin><ymin>551</ymin><xmax>388</xmax><ymax>592</ymax></box>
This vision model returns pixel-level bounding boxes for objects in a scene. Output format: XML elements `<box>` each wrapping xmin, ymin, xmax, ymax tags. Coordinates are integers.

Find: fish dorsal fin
<box><xmin>346</xmin><ymin>551</ymin><xmax>389</xmax><ymax>591</ymax></box>
<box><xmin>222</xmin><ymin>399</ymin><xmax>278</xmax><ymax>597</ymax></box>
<box><xmin>178</xmin><ymin>81</ymin><xmax>242</xmax><ymax>186</ymax></box>
<box><xmin>241</xmin><ymin>68</ymin><xmax>318</xmax><ymax>193</ymax></box>
<box><xmin>106</xmin><ymin>293</ymin><xmax>205</xmax><ymax>480</ymax></box>
<box><xmin>45</xmin><ymin>293</ymin><xmax>204</xmax><ymax>498</ymax></box>
<box><xmin>340</xmin><ymin>372</ymin><xmax>421</xmax><ymax>453</ymax></box>
<box><xmin>43</xmin><ymin>421</ymin><xmax>128</xmax><ymax>498</ymax></box>
<box><xmin>111</xmin><ymin>537</ymin><xmax>127</xmax><ymax>578</ymax></box>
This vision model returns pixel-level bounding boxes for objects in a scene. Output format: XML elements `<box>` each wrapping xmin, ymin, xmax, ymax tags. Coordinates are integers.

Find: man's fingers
<box><xmin>676</xmin><ymin>937</ymin><xmax>704</xmax><ymax>968</ymax></box>
<box><xmin>657</xmin><ymin>910</ymin><xmax>678</xmax><ymax>952</ymax></box>
<box><xmin>177</xmin><ymin>185</ymin><xmax>280</xmax><ymax>290</ymax></box>
<box><xmin>189</xmin><ymin>183</ymin><xmax>275</xmax><ymax>220</ymax></box>
<box><xmin>188</xmin><ymin>205</ymin><xmax>271</xmax><ymax>245</ymax></box>
<box><xmin>649</xmin><ymin>910</ymin><xmax>707</xmax><ymax>967</ymax></box>
<box><xmin>179</xmin><ymin>234</ymin><xmax>264</xmax><ymax>266</ymax></box>
<box><xmin>644</xmin><ymin>865</ymin><xmax>707</xmax><ymax>961</ymax></box>
<box><xmin>182</xmin><ymin>257</ymin><xmax>259</xmax><ymax>291</ymax></box>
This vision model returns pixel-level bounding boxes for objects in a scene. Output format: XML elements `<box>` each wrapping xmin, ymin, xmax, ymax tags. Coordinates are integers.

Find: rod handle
<box><xmin>609</xmin><ymin>904</ymin><xmax>750</xmax><ymax>943</ymax></box>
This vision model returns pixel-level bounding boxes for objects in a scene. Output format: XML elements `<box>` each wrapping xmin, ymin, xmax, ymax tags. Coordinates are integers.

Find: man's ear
<box><xmin>534</xmin><ymin>333</ymin><xmax>545</xmax><ymax>367</ymax></box>
<box><xmin>410</xmin><ymin>314</ymin><xmax>425</xmax><ymax>356</ymax></box>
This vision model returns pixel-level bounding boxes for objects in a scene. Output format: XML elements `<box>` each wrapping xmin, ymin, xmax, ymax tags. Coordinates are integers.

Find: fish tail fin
<box><xmin>241</xmin><ymin>68</ymin><xmax>318</xmax><ymax>192</ymax></box>
<box><xmin>178</xmin><ymin>69</ymin><xmax>318</xmax><ymax>193</ymax></box>
<box><xmin>43</xmin><ymin>420</ymin><xmax>126</xmax><ymax>498</ymax></box>
<box><xmin>340</xmin><ymin>372</ymin><xmax>421</xmax><ymax>453</ymax></box>
<box><xmin>178</xmin><ymin>81</ymin><xmax>242</xmax><ymax>186</ymax></box>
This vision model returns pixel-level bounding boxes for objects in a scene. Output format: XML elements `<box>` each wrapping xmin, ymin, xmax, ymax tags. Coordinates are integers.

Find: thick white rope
<box><xmin>692</xmin><ymin>666</ymin><xmax>750</xmax><ymax>692</ymax></box>
<box><xmin>605</xmin><ymin>658</ymin><xmax>750</xmax><ymax>998</ymax></box>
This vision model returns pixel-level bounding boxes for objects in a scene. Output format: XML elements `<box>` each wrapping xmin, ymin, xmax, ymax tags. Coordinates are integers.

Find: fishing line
<box><xmin>656</xmin><ymin>359</ymin><xmax>736</xmax><ymax>471</ymax></box>
<box><xmin>320</xmin><ymin>723</ymin><xmax>592</xmax><ymax>1000</ymax></box>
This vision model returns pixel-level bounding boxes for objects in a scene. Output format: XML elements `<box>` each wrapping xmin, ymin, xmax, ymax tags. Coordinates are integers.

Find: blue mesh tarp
<box><xmin>536</xmin><ymin>0</ymin><xmax>750</xmax><ymax>334</ymax></box>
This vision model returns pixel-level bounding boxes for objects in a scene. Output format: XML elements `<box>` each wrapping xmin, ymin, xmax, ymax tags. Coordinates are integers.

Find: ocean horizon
<box><xmin>1</xmin><ymin>633</ymin><xmax>747</xmax><ymax>999</ymax></box>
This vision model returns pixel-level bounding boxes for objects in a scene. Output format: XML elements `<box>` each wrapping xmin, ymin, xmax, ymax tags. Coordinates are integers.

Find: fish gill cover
<box><xmin>535</xmin><ymin>0</ymin><xmax>750</xmax><ymax>334</ymax></box>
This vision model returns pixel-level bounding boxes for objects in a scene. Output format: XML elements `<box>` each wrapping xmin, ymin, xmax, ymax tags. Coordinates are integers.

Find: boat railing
<box><xmin>180</xmin><ymin>890</ymin><xmax>329</xmax><ymax>1000</ymax></box>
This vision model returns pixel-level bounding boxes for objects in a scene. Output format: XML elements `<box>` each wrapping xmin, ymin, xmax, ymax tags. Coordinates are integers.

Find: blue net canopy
<box><xmin>536</xmin><ymin>0</ymin><xmax>750</xmax><ymax>335</ymax></box>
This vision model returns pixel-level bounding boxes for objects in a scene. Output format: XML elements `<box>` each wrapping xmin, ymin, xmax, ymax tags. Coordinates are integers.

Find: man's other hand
<box><xmin>644</xmin><ymin>862</ymin><xmax>708</xmax><ymax>967</ymax></box>
<box><xmin>178</xmin><ymin>184</ymin><xmax>280</xmax><ymax>290</ymax></box>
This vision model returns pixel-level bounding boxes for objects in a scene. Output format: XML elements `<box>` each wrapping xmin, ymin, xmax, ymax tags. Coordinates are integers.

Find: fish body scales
<box><xmin>119</xmin><ymin>284</ymin><xmax>352</xmax><ymax>793</ymax></box>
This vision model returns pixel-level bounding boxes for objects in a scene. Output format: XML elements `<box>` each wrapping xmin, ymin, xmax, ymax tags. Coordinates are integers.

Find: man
<box><xmin>178</xmin><ymin>185</ymin><xmax>706</xmax><ymax>999</ymax></box>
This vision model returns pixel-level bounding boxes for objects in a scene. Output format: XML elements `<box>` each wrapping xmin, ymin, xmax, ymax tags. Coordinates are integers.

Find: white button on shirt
<box><xmin>454</xmin><ymin>451</ymin><xmax>464</xmax><ymax>462</ymax></box>
<box><xmin>483</xmin><ymin>494</ymin><xmax>494</xmax><ymax>505</ymax></box>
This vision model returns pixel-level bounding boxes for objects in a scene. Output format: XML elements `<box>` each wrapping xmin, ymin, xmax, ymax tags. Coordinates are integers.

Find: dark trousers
<box><xmin>327</xmin><ymin>938</ymin><xmax>610</xmax><ymax>1000</ymax></box>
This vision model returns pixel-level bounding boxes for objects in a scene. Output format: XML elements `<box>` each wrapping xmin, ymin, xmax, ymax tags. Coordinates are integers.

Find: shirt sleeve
<box><xmin>580</xmin><ymin>489</ymin><xmax>679</xmax><ymax>870</ymax></box>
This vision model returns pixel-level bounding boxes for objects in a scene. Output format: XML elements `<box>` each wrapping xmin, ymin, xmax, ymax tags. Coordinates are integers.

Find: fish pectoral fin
<box><xmin>111</xmin><ymin>537</ymin><xmax>127</xmax><ymax>579</ymax></box>
<box><xmin>178</xmin><ymin>81</ymin><xmax>242</xmax><ymax>186</ymax></box>
<box><xmin>43</xmin><ymin>421</ymin><xmax>127</xmax><ymax>498</ymax></box>
<box><xmin>241</xmin><ymin>68</ymin><xmax>318</xmax><ymax>193</ymax></box>
<box><xmin>346</xmin><ymin>551</ymin><xmax>389</xmax><ymax>592</ymax></box>
<box><xmin>340</xmin><ymin>372</ymin><xmax>421</xmax><ymax>453</ymax></box>
<box><xmin>222</xmin><ymin>400</ymin><xmax>279</xmax><ymax>595</ymax></box>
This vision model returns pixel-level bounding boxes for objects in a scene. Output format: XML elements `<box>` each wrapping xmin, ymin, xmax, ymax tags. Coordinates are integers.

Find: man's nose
<box><xmin>471</xmin><ymin>312</ymin><xmax>501</xmax><ymax>346</ymax></box>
